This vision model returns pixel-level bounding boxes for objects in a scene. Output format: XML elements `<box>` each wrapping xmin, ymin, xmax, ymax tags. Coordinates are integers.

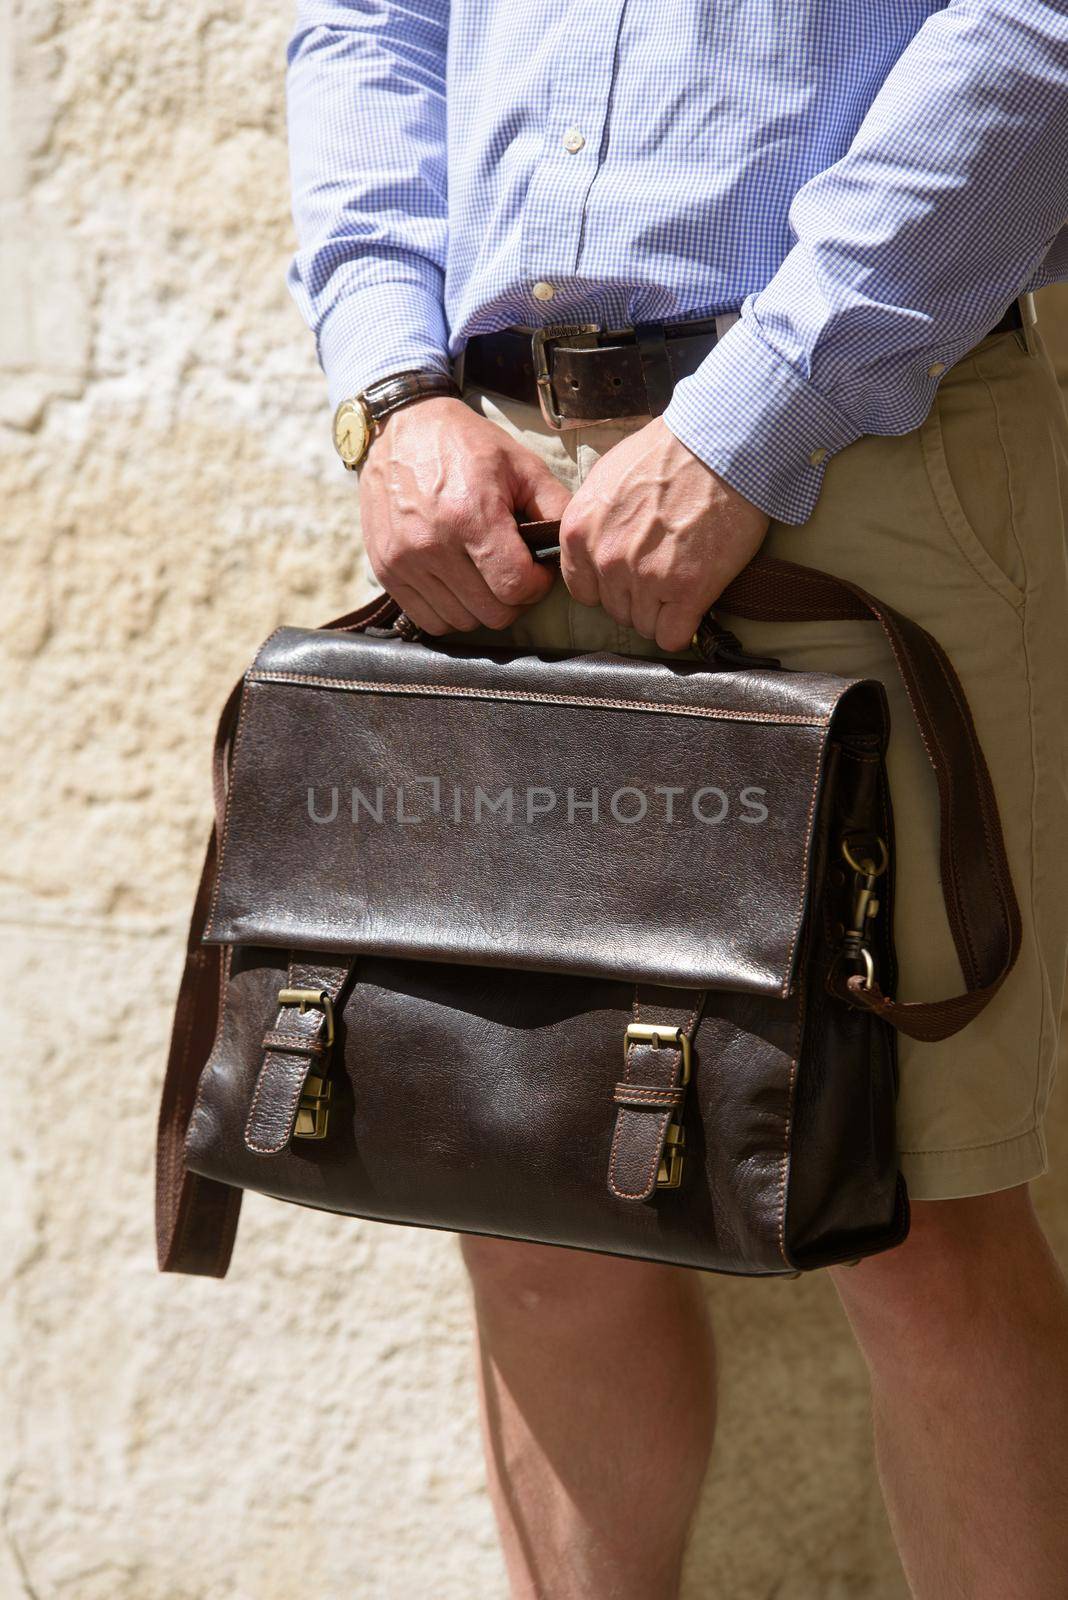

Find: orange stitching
<box><xmin>260</xmin><ymin>1030</ymin><xmax>325</xmax><ymax>1054</ymax></box>
<box><xmin>248</xmin><ymin>670</ymin><xmax>831</xmax><ymax>728</ymax></box>
<box><xmin>182</xmin><ymin>944</ymin><xmax>232</xmax><ymax>1174</ymax></box>
<box><xmin>612</xmin><ymin>1084</ymin><xmax>686</xmax><ymax>1100</ymax></box>
<box><xmin>779</xmin><ymin>745</ymin><xmax>826</xmax><ymax>999</ymax></box>
<box><xmin>244</xmin><ymin>1051</ymin><xmax>308</xmax><ymax>1154</ymax></box>
<box><xmin>251</xmin><ymin>625</ymin><xmax>290</xmax><ymax>673</ymax></box>
<box><xmin>204</xmin><ymin>677</ymin><xmax>252</xmax><ymax>940</ymax></box>
<box><xmin>776</xmin><ymin>994</ymin><xmax>806</xmax><ymax>1269</ymax></box>
<box><xmin>608</xmin><ymin>992</ymin><xmax>703</xmax><ymax>1201</ymax></box>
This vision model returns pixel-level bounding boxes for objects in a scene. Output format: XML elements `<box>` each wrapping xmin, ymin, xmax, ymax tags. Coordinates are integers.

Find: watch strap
<box><xmin>361</xmin><ymin>368</ymin><xmax>461</xmax><ymax>424</ymax></box>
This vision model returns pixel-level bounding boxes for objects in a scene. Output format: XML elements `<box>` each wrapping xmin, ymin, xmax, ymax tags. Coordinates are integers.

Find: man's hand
<box><xmin>358</xmin><ymin>395</ymin><xmax>572</xmax><ymax>634</ymax></box>
<box><xmin>558</xmin><ymin>417</ymin><xmax>771</xmax><ymax>652</ymax></box>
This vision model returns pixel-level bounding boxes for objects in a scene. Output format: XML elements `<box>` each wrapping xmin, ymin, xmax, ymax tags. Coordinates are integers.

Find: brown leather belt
<box><xmin>457</xmin><ymin>297</ymin><xmax>1027</xmax><ymax>432</ymax></box>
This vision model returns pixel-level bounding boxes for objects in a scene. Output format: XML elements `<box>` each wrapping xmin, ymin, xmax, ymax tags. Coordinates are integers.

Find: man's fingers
<box><xmin>558</xmin><ymin>508</ymin><xmax>600</xmax><ymax>607</ymax></box>
<box><xmin>629</xmin><ymin>589</ymin><xmax>662</xmax><ymax>641</ymax></box>
<box><xmin>388</xmin><ymin>572</ymin><xmax>479</xmax><ymax>635</ymax></box>
<box><xmin>654</xmin><ymin>601</ymin><xmax>701</xmax><ymax>655</ymax></box>
<box><xmin>443</xmin><ymin>545</ymin><xmax>536</xmax><ymax>629</ymax></box>
<box><xmin>385</xmin><ymin>581</ymin><xmax>453</xmax><ymax>637</ymax></box>
<box><xmin>470</xmin><ymin>519</ymin><xmax>556</xmax><ymax>615</ymax></box>
<box><xmin>509</xmin><ymin>448</ymin><xmax>573</xmax><ymax>525</ymax></box>
<box><xmin>595</xmin><ymin>568</ymin><xmax>634</xmax><ymax>630</ymax></box>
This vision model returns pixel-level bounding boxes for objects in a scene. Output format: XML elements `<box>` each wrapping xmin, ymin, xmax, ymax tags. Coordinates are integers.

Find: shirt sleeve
<box><xmin>285</xmin><ymin>0</ymin><xmax>453</xmax><ymax>409</ymax></box>
<box><xmin>661</xmin><ymin>0</ymin><xmax>1068</xmax><ymax>526</ymax></box>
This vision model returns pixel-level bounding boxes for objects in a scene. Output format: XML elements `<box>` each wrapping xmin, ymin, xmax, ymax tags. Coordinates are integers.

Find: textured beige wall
<box><xmin>3</xmin><ymin>4</ymin><xmax>1067</xmax><ymax>1596</ymax></box>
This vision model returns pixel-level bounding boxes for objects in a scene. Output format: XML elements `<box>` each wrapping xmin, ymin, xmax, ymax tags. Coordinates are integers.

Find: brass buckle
<box><xmin>658</xmin><ymin>1122</ymin><xmax>685</xmax><ymax>1190</ymax></box>
<box><xmin>277</xmin><ymin>988</ymin><xmax>336</xmax><ymax>1140</ymax></box>
<box><xmin>623</xmin><ymin>1022</ymin><xmax>692</xmax><ymax>1085</ymax></box>
<box><xmin>293</xmin><ymin>1071</ymin><xmax>332</xmax><ymax>1141</ymax></box>
<box><xmin>623</xmin><ymin>1023</ymin><xmax>692</xmax><ymax>1189</ymax></box>
<box><xmin>277</xmin><ymin>987</ymin><xmax>335</xmax><ymax>1048</ymax></box>
<box><xmin>531</xmin><ymin>322</ymin><xmax>605</xmax><ymax>431</ymax></box>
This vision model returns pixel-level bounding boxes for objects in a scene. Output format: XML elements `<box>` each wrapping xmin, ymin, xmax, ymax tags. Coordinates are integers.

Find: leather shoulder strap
<box><xmin>716</xmin><ymin>553</ymin><xmax>1020</xmax><ymax>1042</ymax></box>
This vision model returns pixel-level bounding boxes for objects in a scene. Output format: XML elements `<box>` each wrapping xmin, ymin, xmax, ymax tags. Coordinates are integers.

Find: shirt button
<box><xmin>562</xmin><ymin>127</ymin><xmax>586</xmax><ymax>153</ymax></box>
<box><xmin>809</xmin><ymin>446</ymin><xmax>828</xmax><ymax>467</ymax></box>
<box><xmin>532</xmin><ymin>280</ymin><xmax>556</xmax><ymax>301</ymax></box>
<box><xmin>928</xmin><ymin>361</ymin><xmax>946</xmax><ymax>377</ymax></box>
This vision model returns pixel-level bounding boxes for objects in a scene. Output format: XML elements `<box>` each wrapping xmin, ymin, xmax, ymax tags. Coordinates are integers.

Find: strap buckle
<box><xmin>623</xmin><ymin>1023</ymin><xmax>692</xmax><ymax>1189</ymax></box>
<box><xmin>658</xmin><ymin>1122</ymin><xmax>685</xmax><ymax>1191</ymax></box>
<box><xmin>277</xmin><ymin>988</ymin><xmax>336</xmax><ymax>1140</ymax></box>
<box><xmin>277</xmin><ymin>987</ymin><xmax>335</xmax><ymax>1048</ymax></box>
<box><xmin>293</xmin><ymin>1072</ymin><xmax>332</xmax><ymax>1141</ymax></box>
<box><xmin>531</xmin><ymin>322</ymin><xmax>604</xmax><ymax>430</ymax></box>
<box><xmin>623</xmin><ymin>1022</ymin><xmax>692</xmax><ymax>1085</ymax></box>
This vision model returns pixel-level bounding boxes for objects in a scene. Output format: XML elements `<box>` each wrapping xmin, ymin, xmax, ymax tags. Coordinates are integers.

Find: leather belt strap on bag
<box><xmin>459</xmin><ymin>298</ymin><xmax>1028</xmax><ymax>430</ymax></box>
<box><xmin>244</xmin><ymin>953</ymin><xmax>356</xmax><ymax>1154</ymax></box>
<box><xmin>609</xmin><ymin>986</ymin><xmax>707</xmax><ymax>1201</ymax></box>
<box><xmin>156</xmin><ymin>536</ymin><xmax>1021</xmax><ymax>1274</ymax></box>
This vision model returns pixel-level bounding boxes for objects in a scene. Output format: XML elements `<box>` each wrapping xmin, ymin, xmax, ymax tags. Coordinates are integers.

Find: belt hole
<box><xmin>569</xmin><ymin>379</ymin><xmax>580</xmax><ymax>390</ymax></box>
<box><xmin>610</xmin><ymin>375</ymin><xmax>622</xmax><ymax>388</ymax></box>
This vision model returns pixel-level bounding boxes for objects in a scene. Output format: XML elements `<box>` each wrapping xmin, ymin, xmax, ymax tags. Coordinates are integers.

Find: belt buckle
<box><xmin>531</xmin><ymin>322</ymin><xmax>604</xmax><ymax>431</ymax></box>
<box><xmin>277</xmin><ymin>987</ymin><xmax>335</xmax><ymax>1048</ymax></box>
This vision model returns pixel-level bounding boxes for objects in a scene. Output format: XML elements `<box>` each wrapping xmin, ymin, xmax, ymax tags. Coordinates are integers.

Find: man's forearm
<box><xmin>285</xmin><ymin>0</ymin><xmax>452</xmax><ymax>405</ymax></box>
<box><xmin>663</xmin><ymin>0</ymin><xmax>1068</xmax><ymax>525</ymax></box>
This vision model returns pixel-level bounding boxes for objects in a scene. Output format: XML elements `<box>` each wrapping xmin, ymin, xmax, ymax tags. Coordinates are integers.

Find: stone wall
<box><xmin>3</xmin><ymin>3</ymin><xmax>1067</xmax><ymax>1595</ymax></box>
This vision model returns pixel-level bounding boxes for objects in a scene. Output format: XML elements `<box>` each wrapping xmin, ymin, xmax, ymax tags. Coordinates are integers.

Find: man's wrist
<box><xmin>333</xmin><ymin>368</ymin><xmax>462</xmax><ymax>471</ymax></box>
<box><xmin>661</xmin><ymin>313</ymin><xmax>862</xmax><ymax>525</ymax></box>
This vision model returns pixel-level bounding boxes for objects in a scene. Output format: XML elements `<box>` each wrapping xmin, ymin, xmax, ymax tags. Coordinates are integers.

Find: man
<box><xmin>285</xmin><ymin>3</ymin><xmax>1068</xmax><ymax>1595</ymax></box>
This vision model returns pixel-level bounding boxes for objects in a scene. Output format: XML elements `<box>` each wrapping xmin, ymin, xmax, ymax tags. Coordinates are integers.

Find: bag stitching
<box><xmin>778</xmin><ymin>742</ymin><xmax>826</xmax><ymax>999</ymax></box>
<box><xmin>245</xmin><ymin>1049</ymin><xmax>306</xmax><ymax>1154</ymax></box>
<box><xmin>247</xmin><ymin>671</ymin><xmax>831</xmax><ymax>727</ymax></box>
<box><xmin>776</xmin><ymin>992</ymin><xmax>806</xmax><ymax>1268</ymax></box>
<box><xmin>204</xmin><ymin>677</ymin><xmax>253</xmax><ymax>940</ymax></box>
<box><xmin>608</xmin><ymin>993</ymin><xmax>701</xmax><ymax>1201</ymax></box>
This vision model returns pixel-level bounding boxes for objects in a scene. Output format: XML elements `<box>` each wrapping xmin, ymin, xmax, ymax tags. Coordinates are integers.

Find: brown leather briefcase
<box><xmin>155</xmin><ymin>523</ymin><xmax>1020</xmax><ymax>1279</ymax></box>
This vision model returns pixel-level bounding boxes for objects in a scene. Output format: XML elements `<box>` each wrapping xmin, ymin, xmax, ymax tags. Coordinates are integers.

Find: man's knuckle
<box><xmin>492</xmin><ymin>566</ymin><xmax>532</xmax><ymax>604</ymax></box>
<box><xmin>559</xmin><ymin>519</ymin><xmax>586</xmax><ymax>557</ymax></box>
<box><xmin>596</xmin><ymin>545</ymin><xmax>627</xmax><ymax>577</ymax></box>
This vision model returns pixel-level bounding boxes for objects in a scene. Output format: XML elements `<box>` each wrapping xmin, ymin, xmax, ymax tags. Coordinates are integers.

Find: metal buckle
<box><xmin>531</xmin><ymin>322</ymin><xmax>605</xmax><ymax>430</ymax></box>
<box><xmin>277</xmin><ymin>987</ymin><xmax>335</xmax><ymax>1048</ymax></box>
<box><xmin>277</xmin><ymin>988</ymin><xmax>336</xmax><ymax>1140</ymax></box>
<box><xmin>623</xmin><ymin>1022</ymin><xmax>692</xmax><ymax>1085</ymax></box>
<box><xmin>293</xmin><ymin>1072</ymin><xmax>332</xmax><ymax>1141</ymax></box>
<box><xmin>657</xmin><ymin>1122</ymin><xmax>686</xmax><ymax>1190</ymax></box>
<box><xmin>623</xmin><ymin>1023</ymin><xmax>692</xmax><ymax>1189</ymax></box>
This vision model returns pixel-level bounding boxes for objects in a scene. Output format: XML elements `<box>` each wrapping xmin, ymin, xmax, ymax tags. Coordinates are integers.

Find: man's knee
<box><xmin>831</xmin><ymin>1183</ymin><xmax>1044</xmax><ymax>1359</ymax></box>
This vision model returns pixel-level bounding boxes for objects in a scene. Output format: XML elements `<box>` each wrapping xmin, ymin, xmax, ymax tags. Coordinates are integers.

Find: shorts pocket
<box><xmin>918</xmin><ymin>347</ymin><xmax>1027</xmax><ymax>610</ymax></box>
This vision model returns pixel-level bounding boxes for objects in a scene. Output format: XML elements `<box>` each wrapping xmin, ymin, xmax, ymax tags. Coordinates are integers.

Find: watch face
<box><xmin>333</xmin><ymin>399</ymin><xmax>371</xmax><ymax>467</ymax></box>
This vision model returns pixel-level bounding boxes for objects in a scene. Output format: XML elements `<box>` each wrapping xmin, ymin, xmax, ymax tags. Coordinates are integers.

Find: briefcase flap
<box><xmin>204</xmin><ymin>626</ymin><xmax>883</xmax><ymax>996</ymax></box>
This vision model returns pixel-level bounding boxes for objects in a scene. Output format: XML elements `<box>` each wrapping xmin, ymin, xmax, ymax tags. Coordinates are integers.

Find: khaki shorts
<box><xmin>457</xmin><ymin>314</ymin><xmax>1068</xmax><ymax>1201</ymax></box>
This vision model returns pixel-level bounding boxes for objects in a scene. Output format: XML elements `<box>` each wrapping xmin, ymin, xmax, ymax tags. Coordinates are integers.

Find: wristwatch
<box><xmin>332</xmin><ymin>368</ymin><xmax>462</xmax><ymax>470</ymax></box>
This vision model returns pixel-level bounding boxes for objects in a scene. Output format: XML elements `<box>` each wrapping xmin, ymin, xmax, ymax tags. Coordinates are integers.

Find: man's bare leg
<box><xmin>461</xmin><ymin>1236</ymin><xmax>717</xmax><ymax>1600</ymax></box>
<box><xmin>832</xmin><ymin>1185</ymin><xmax>1068</xmax><ymax>1600</ymax></box>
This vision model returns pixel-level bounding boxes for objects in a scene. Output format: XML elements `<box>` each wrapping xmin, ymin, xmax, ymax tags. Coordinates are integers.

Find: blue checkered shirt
<box><xmin>286</xmin><ymin>1</ymin><xmax>1068</xmax><ymax>524</ymax></box>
